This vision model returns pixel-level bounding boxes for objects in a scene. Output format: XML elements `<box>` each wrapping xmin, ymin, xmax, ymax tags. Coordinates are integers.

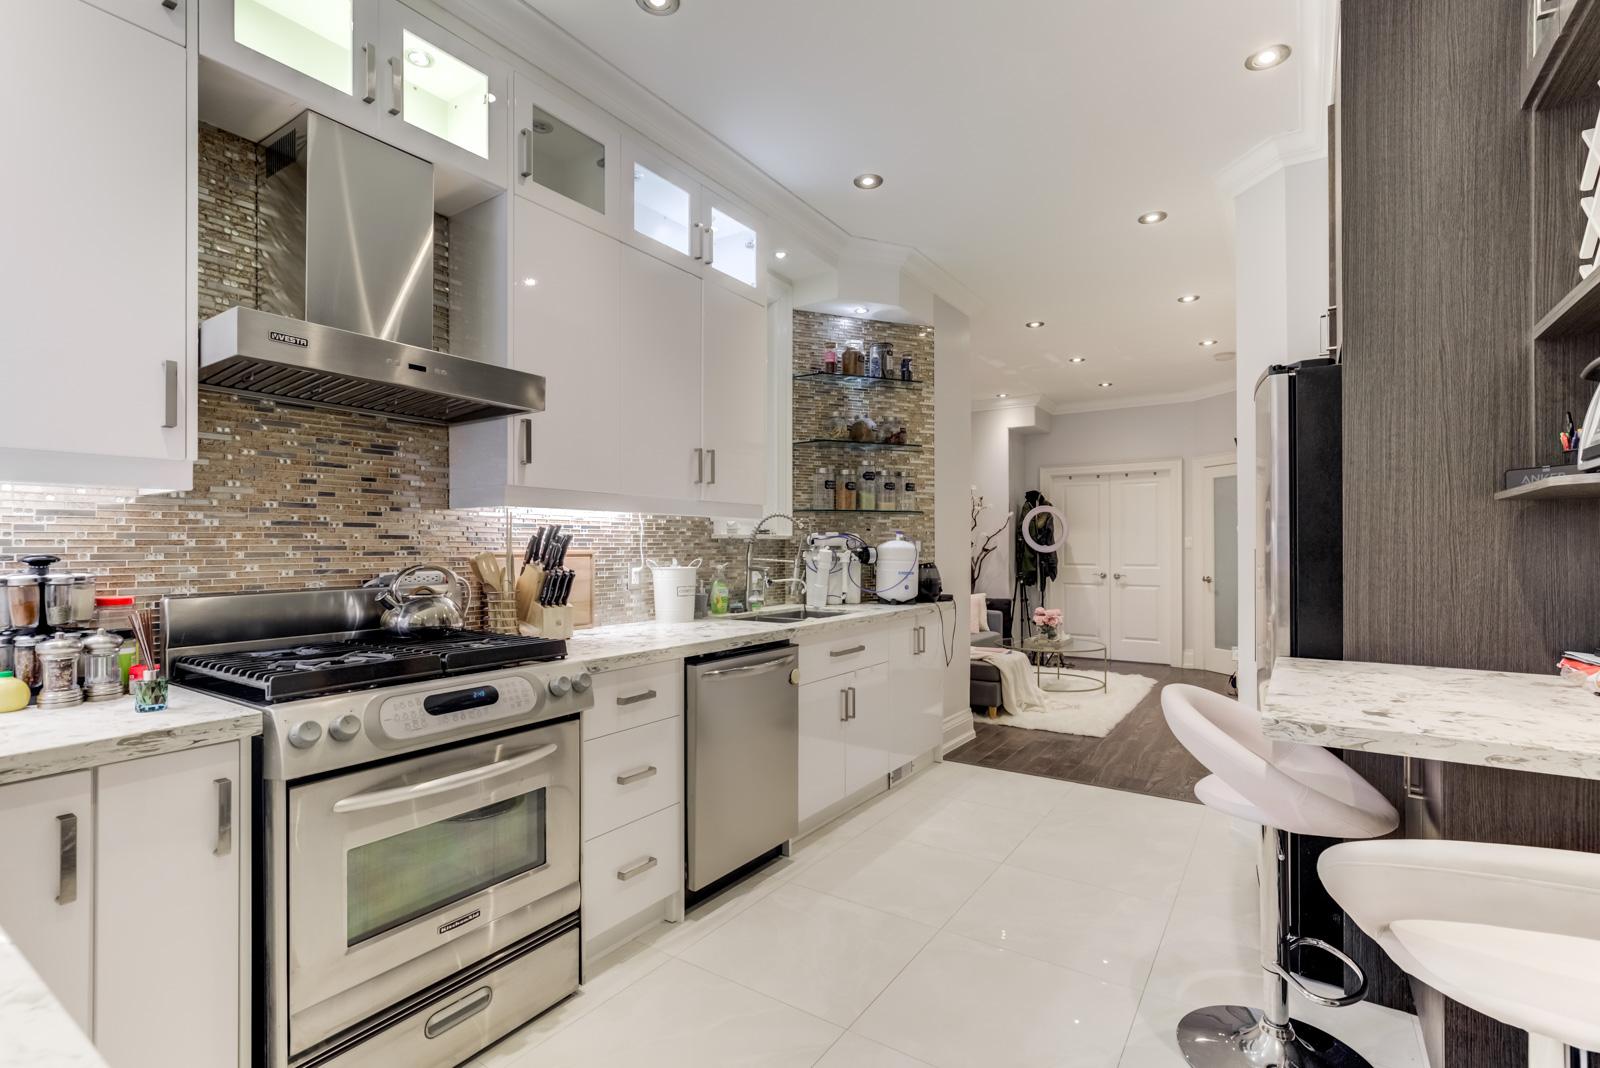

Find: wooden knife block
<box><xmin>524</xmin><ymin>603</ymin><xmax>574</xmax><ymax>640</ymax></box>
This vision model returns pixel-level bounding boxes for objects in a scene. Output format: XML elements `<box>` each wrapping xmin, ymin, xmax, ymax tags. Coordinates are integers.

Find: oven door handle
<box><xmin>332</xmin><ymin>744</ymin><xmax>559</xmax><ymax>813</ymax></box>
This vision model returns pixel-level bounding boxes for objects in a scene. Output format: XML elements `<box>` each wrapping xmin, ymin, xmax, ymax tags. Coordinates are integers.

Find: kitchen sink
<box><xmin>710</xmin><ymin>607</ymin><xmax>855</xmax><ymax>624</ymax></box>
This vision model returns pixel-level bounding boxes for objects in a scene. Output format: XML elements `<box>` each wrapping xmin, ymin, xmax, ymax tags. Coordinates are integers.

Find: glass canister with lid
<box><xmin>7</xmin><ymin>574</ymin><xmax>41</xmax><ymax>632</ymax></box>
<box><xmin>71</xmin><ymin>575</ymin><xmax>96</xmax><ymax>625</ymax></box>
<box><xmin>44</xmin><ymin>574</ymin><xmax>75</xmax><ymax>627</ymax></box>
<box><xmin>94</xmin><ymin>596</ymin><xmax>136</xmax><ymax>635</ymax></box>
<box><xmin>37</xmin><ymin>635</ymin><xmax>83</xmax><ymax>709</ymax></box>
<box><xmin>12</xmin><ymin>635</ymin><xmax>41</xmax><ymax>697</ymax></box>
<box><xmin>82</xmin><ymin>630</ymin><xmax>124</xmax><ymax>702</ymax></box>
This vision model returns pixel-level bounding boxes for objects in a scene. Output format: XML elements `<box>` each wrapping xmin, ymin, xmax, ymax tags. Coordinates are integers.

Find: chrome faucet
<box><xmin>746</xmin><ymin>513</ymin><xmax>803</xmax><ymax>608</ymax></box>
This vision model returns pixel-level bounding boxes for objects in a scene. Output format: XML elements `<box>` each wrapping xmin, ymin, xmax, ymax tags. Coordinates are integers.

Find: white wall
<box><xmin>935</xmin><ymin>297</ymin><xmax>975</xmax><ymax>750</ymax></box>
<box><xmin>970</xmin><ymin>405</ymin><xmax>1048</xmax><ymax>601</ymax></box>
<box><xmin>1233</xmin><ymin>157</ymin><xmax>1330</xmax><ymax>708</ymax></box>
<box><xmin>1018</xmin><ymin>391</ymin><xmax>1238</xmax><ymax>666</ymax></box>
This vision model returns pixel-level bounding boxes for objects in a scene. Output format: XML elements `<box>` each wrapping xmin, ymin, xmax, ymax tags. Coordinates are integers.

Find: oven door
<box><xmin>285</xmin><ymin>718</ymin><xmax>579</xmax><ymax>1049</ymax></box>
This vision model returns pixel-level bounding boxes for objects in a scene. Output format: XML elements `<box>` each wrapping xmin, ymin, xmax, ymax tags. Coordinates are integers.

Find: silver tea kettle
<box><xmin>377</xmin><ymin>564</ymin><xmax>472</xmax><ymax>635</ymax></box>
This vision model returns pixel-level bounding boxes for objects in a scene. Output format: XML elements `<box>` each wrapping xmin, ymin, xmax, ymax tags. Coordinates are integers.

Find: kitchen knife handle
<box><xmin>56</xmin><ymin>814</ymin><xmax>77</xmax><ymax>905</ymax></box>
<box><xmin>388</xmin><ymin>56</ymin><xmax>404</xmax><ymax>118</ymax></box>
<box><xmin>363</xmin><ymin>44</ymin><xmax>377</xmax><ymax>104</ymax></box>
<box><xmin>162</xmin><ymin>360</ymin><xmax>179</xmax><ymax>428</ymax></box>
<box><xmin>520</xmin><ymin>418</ymin><xmax>533</xmax><ymax>465</ymax></box>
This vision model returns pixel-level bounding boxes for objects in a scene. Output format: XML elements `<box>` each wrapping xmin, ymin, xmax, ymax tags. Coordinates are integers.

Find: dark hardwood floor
<box><xmin>946</xmin><ymin>661</ymin><xmax>1232</xmax><ymax>803</ymax></box>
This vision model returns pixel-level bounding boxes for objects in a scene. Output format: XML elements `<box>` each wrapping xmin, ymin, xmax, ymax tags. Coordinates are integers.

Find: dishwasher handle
<box><xmin>699</xmin><ymin>654</ymin><xmax>797</xmax><ymax>680</ymax></box>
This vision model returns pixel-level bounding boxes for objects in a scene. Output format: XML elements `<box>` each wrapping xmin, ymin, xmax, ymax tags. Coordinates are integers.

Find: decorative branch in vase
<box><xmin>1033</xmin><ymin>607</ymin><xmax>1062</xmax><ymax>642</ymax></box>
<box><xmin>970</xmin><ymin>488</ymin><xmax>1012</xmax><ymax>588</ymax></box>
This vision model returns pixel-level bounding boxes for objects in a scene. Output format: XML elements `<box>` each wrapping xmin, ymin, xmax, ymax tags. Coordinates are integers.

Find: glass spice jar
<box><xmin>44</xmin><ymin>574</ymin><xmax>75</xmax><ymax>627</ymax></box>
<box><xmin>71</xmin><ymin>574</ymin><xmax>96</xmax><ymax>625</ymax></box>
<box><xmin>95</xmin><ymin>595</ymin><xmax>137</xmax><ymax>636</ymax></box>
<box><xmin>12</xmin><ymin>635</ymin><xmax>40</xmax><ymax>694</ymax></box>
<box><xmin>6</xmin><ymin>574</ymin><xmax>41</xmax><ymax>632</ymax></box>
<box><xmin>38</xmin><ymin>635</ymin><xmax>83</xmax><ymax>709</ymax></box>
<box><xmin>0</xmin><ymin>634</ymin><xmax>12</xmax><ymax>676</ymax></box>
<box><xmin>82</xmin><ymin>630</ymin><xmax>124</xmax><ymax>702</ymax></box>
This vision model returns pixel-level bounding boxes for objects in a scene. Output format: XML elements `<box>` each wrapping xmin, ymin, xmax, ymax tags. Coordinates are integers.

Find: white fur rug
<box><xmin>975</xmin><ymin>671</ymin><xmax>1157</xmax><ymax>738</ymax></box>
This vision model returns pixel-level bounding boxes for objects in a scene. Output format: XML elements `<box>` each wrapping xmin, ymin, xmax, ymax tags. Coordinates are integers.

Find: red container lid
<box><xmin>95</xmin><ymin>596</ymin><xmax>135</xmax><ymax>605</ymax></box>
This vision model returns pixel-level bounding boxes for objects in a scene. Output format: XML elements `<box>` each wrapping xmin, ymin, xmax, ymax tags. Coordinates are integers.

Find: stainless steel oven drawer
<box><xmin>301</xmin><ymin>924</ymin><xmax>580</xmax><ymax>1068</ymax></box>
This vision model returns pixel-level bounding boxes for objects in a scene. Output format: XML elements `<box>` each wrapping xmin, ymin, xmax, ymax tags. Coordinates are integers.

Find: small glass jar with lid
<box><xmin>7</xmin><ymin>574</ymin><xmax>41</xmax><ymax>632</ymax></box>
<box><xmin>82</xmin><ymin>630</ymin><xmax>124</xmax><ymax>702</ymax></box>
<box><xmin>12</xmin><ymin>635</ymin><xmax>39</xmax><ymax>694</ymax></box>
<box><xmin>0</xmin><ymin>634</ymin><xmax>13</xmax><ymax>676</ymax></box>
<box><xmin>70</xmin><ymin>575</ymin><xmax>96</xmax><ymax>625</ymax></box>
<box><xmin>44</xmin><ymin>575</ymin><xmax>75</xmax><ymax>627</ymax></box>
<box><xmin>37</xmin><ymin>635</ymin><xmax>83</xmax><ymax>709</ymax></box>
<box><xmin>94</xmin><ymin>596</ymin><xmax>136</xmax><ymax>636</ymax></box>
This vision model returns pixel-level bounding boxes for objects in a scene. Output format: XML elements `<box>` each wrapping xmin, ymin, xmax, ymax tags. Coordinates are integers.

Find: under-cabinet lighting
<box><xmin>1138</xmin><ymin>211</ymin><xmax>1168</xmax><ymax>225</ymax></box>
<box><xmin>1245</xmin><ymin>45</ymin><xmax>1291</xmax><ymax>71</ymax></box>
<box><xmin>853</xmin><ymin>173</ymin><xmax>883</xmax><ymax>189</ymax></box>
<box><xmin>405</xmin><ymin>49</ymin><xmax>434</xmax><ymax>67</ymax></box>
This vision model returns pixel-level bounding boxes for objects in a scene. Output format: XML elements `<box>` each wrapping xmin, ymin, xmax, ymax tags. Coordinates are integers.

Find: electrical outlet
<box><xmin>629</xmin><ymin>566</ymin><xmax>645</xmax><ymax>588</ymax></box>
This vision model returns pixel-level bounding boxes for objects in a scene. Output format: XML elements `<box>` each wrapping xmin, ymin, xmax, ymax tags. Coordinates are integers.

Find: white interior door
<box><xmin>1200</xmin><ymin>460</ymin><xmax>1240</xmax><ymax>675</ymax></box>
<box><xmin>1048</xmin><ymin>478</ymin><xmax>1110</xmax><ymax>644</ymax></box>
<box><xmin>1108</xmin><ymin>472</ymin><xmax>1173</xmax><ymax>663</ymax></box>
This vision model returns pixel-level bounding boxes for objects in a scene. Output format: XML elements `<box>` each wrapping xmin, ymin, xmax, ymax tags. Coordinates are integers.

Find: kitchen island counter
<box><xmin>1261</xmin><ymin>656</ymin><xmax>1600</xmax><ymax>780</ymax></box>
<box><xmin>0</xmin><ymin>925</ymin><xmax>105</xmax><ymax>1068</ymax></box>
<box><xmin>570</xmin><ymin>602</ymin><xmax>947</xmax><ymax>674</ymax></box>
<box><xmin>0</xmin><ymin>688</ymin><xmax>259</xmax><ymax>787</ymax></box>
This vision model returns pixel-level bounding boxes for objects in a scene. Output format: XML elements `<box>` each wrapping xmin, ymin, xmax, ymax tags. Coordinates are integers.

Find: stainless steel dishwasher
<box><xmin>685</xmin><ymin>642</ymin><xmax>800</xmax><ymax>894</ymax></box>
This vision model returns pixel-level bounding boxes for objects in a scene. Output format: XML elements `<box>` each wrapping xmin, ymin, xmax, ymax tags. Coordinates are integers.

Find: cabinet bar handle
<box><xmin>694</xmin><ymin>447</ymin><xmax>704</xmax><ymax>484</ymax></box>
<box><xmin>616</xmin><ymin>765</ymin><xmax>658</xmax><ymax>786</ymax></box>
<box><xmin>705</xmin><ymin>225</ymin><xmax>714</xmax><ymax>267</ymax></box>
<box><xmin>830</xmin><ymin>645</ymin><xmax>866</xmax><ymax>657</ymax></box>
<box><xmin>617</xmin><ymin>856</ymin><xmax>657</xmax><ymax>881</ymax></box>
<box><xmin>707</xmin><ymin>449</ymin><xmax>716</xmax><ymax>485</ymax></box>
<box><xmin>848</xmin><ymin>685</ymin><xmax>857</xmax><ymax>720</ymax></box>
<box><xmin>162</xmin><ymin>360</ymin><xmax>178</xmax><ymax>428</ymax></box>
<box><xmin>214</xmin><ymin>778</ymin><xmax>233</xmax><ymax>857</ymax></box>
<box><xmin>617</xmin><ymin>689</ymin><xmax>657</xmax><ymax>706</ymax></box>
<box><xmin>388</xmin><ymin>57</ymin><xmax>404</xmax><ymax>117</ymax></box>
<box><xmin>56</xmin><ymin>814</ymin><xmax>77</xmax><ymax>905</ymax></box>
<box><xmin>520</xmin><ymin>418</ymin><xmax>533</xmax><ymax>465</ymax></box>
<box><xmin>692</xmin><ymin>222</ymin><xmax>704</xmax><ymax>261</ymax></box>
<box><xmin>520</xmin><ymin>129</ymin><xmax>536</xmax><ymax>178</ymax></box>
<box><xmin>162</xmin><ymin>0</ymin><xmax>178</xmax><ymax>8</ymax></box>
<box><xmin>840</xmin><ymin>688</ymin><xmax>849</xmax><ymax>722</ymax></box>
<box><xmin>362</xmin><ymin>44</ymin><xmax>377</xmax><ymax>104</ymax></box>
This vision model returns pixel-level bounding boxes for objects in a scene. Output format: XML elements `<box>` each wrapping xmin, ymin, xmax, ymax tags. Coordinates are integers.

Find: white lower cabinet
<box><xmin>0</xmin><ymin>743</ymin><xmax>243</xmax><ymax>1066</ymax></box>
<box><xmin>581</xmin><ymin>804</ymin><xmax>681</xmax><ymax>941</ymax></box>
<box><xmin>843</xmin><ymin>662</ymin><xmax>890</xmax><ymax>797</ymax></box>
<box><xmin>798</xmin><ymin>659</ymin><xmax>891</xmax><ymax>823</ymax></box>
<box><xmin>889</xmin><ymin>620</ymin><xmax>945</xmax><ymax>768</ymax></box>
<box><xmin>0</xmin><ymin>771</ymin><xmax>95</xmax><ymax>1033</ymax></box>
<box><xmin>97</xmin><ymin>743</ymin><xmax>242</xmax><ymax>1068</ymax></box>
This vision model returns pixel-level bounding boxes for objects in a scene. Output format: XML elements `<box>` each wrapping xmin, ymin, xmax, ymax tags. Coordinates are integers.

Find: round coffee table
<box><xmin>1000</xmin><ymin>635</ymin><xmax>1109</xmax><ymax>695</ymax></box>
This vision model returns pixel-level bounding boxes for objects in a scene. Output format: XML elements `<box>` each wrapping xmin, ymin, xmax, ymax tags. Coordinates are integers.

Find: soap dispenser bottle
<box><xmin>710</xmin><ymin>564</ymin><xmax>730</xmax><ymax>615</ymax></box>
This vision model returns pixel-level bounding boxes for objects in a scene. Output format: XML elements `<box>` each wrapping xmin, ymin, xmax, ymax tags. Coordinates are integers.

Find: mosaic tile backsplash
<box><xmin>0</xmin><ymin>126</ymin><xmax>938</xmax><ymax>627</ymax></box>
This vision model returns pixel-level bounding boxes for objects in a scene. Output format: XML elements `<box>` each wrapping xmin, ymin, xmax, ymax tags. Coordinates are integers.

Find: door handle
<box><xmin>829</xmin><ymin>644</ymin><xmax>866</xmax><ymax>657</ymax></box>
<box><xmin>333</xmin><ymin>744</ymin><xmax>557</xmax><ymax>812</ymax></box>
<box><xmin>520</xmin><ymin>128</ymin><xmax>536</xmax><ymax>178</ymax></box>
<box><xmin>1113</xmin><ymin>573</ymin><xmax>1123</xmax><ymax>580</ymax></box>
<box><xmin>56</xmin><ymin>814</ymin><xmax>77</xmax><ymax>905</ymax></box>
<box><xmin>1095</xmin><ymin>572</ymin><xmax>1107</xmax><ymax>579</ymax></box>
<box><xmin>701</xmin><ymin>655</ymin><xmax>796</xmax><ymax>679</ymax></box>
<box><xmin>617</xmin><ymin>689</ymin><xmax>657</xmax><ymax>706</ymax></box>
<box><xmin>616</xmin><ymin>765</ymin><xmax>658</xmax><ymax>786</ymax></box>
<box><xmin>617</xmin><ymin>856</ymin><xmax>657</xmax><ymax>881</ymax></box>
<box><xmin>162</xmin><ymin>360</ymin><xmax>178</xmax><ymax>428</ymax></box>
<box><xmin>213</xmin><ymin>777</ymin><xmax>233</xmax><ymax>857</ymax></box>
<box><xmin>388</xmin><ymin>56</ymin><xmax>404</xmax><ymax>117</ymax></box>
<box><xmin>1202</xmin><ymin>575</ymin><xmax>1213</xmax><ymax>584</ymax></box>
<box><xmin>363</xmin><ymin>44</ymin><xmax>377</xmax><ymax>104</ymax></box>
<box><xmin>694</xmin><ymin>447</ymin><xmax>704</xmax><ymax>484</ymax></box>
<box><xmin>707</xmin><ymin>449</ymin><xmax>716</xmax><ymax>485</ymax></box>
<box><xmin>520</xmin><ymin>418</ymin><xmax>533</xmax><ymax>465</ymax></box>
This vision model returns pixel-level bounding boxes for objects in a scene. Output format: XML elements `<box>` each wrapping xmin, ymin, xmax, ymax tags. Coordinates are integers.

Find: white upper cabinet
<box><xmin>82</xmin><ymin>0</ymin><xmax>186</xmax><ymax>45</ymax></box>
<box><xmin>200</xmin><ymin>0</ymin><xmax>380</xmax><ymax>134</ymax></box>
<box><xmin>511</xmin><ymin>74</ymin><xmax>619</xmax><ymax>235</ymax></box>
<box><xmin>619</xmin><ymin>246</ymin><xmax>704</xmax><ymax>505</ymax></box>
<box><xmin>700</xmin><ymin>284</ymin><xmax>767</xmax><ymax>509</ymax></box>
<box><xmin>0</xmin><ymin>0</ymin><xmax>195</xmax><ymax>490</ymax></box>
<box><xmin>623</xmin><ymin>139</ymin><xmax>703</xmax><ymax>274</ymax></box>
<box><xmin>376</xmin><ymin>4</ymin><xmax>507</xmax><ymax>193</ymax></box>
<box><xmin>702</xmin><ymin>189</ymin><xmax>764</xmax><ymax>302</ymax></box>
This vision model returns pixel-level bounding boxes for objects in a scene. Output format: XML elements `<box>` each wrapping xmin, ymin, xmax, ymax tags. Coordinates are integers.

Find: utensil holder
<box><xmin>481</xmin><ymin>590</ymin><xmax>519</xmax><ymax>635</ymax></box>
<box><xmin>526</xmin><ymin>603</ymin><xmax>574</xmax><ymax>640</ymax></box>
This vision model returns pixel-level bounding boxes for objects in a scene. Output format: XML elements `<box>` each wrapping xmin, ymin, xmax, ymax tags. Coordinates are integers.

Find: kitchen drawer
<box><xmin>799</xmin><ymin>630</ymin><xmax>888</xmax><ymax>684</ymax></box>
<box><xmin>581</xmin><ymin>804</ymin><xmax>680</xmax><ymax>938</ymax></box>
<box><xmin>585</xmin><ymin>660</ymin><xmax>684</xmax><ymax>740</ymax></box>
<box><xmin>582</xmin><ymin>716</ymin><xmax>683</xmax><ymax>841</ymax></box>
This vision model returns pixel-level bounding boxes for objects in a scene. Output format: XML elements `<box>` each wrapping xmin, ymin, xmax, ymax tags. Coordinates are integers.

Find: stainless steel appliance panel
<box><xmin>686</xmin><ymin>645</ymin><xmax>799</xmax><ymax>891</ymax></box>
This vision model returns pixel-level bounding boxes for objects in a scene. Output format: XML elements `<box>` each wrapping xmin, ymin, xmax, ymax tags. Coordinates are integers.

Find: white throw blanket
<box><xmin>970</xmin><ymin>647</ymin><xmax>1048</xmax><ymax>714</ymax></box>
<box><xmin>970</xmin><ymin>648</ymin><xmax>1156</xmax><ymax>738</ymax></box>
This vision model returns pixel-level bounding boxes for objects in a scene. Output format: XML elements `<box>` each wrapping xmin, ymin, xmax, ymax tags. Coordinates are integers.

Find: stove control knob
<box><xmin>571</xmin><ymin>672</ymin><xmax>592</xmax><ymax>694</ymax></box>
<box><xmin>288</xmin><ymin>721</ymin><xmax>322</xmax><ymax>749</ymax></box>
<box><xmin>548</xmin><ymin>675</ymin><xmax>571</xmax><ymax>698</ymax></box>
<box><xmin>328</xmin><ymin>714</ymin><xmax>361</xmax><ymax>742</ymax></box>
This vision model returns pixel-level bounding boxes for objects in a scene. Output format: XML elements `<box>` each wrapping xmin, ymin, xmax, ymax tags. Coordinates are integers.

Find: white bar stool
<box><xmin>1319</xmin><ymin>838</ymin><xmax>1600</xmax><ymax>1068</ymax></box>
<box><xmin>1161</xmin><ymin>684</ymin><xmax>1401</xmax><ymax>1067</ymax></box>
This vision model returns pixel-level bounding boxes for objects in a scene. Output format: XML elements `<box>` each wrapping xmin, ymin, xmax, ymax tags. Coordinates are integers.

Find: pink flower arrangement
<box><xmin>1033</xmin><ymin>607</ymin><xmax>1062</xmax><ymax>640</ymax></box>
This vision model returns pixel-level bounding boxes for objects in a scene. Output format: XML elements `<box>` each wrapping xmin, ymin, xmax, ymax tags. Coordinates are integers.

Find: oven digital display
<box><xmin>423</xmin><ymin>686</ymin><xmax>500</xmax><ymax>717</ymax></box>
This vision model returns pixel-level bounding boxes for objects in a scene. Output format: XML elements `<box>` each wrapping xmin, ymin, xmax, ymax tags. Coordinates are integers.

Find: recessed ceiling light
<box><xmin>405</xmin><ymin>49</ymin><xmax>434</xmax><ymax>67</ymax></box>
<box><xmin>1138</xmin><ymin>211</ymin><xmax>1168</xmax><ymax>225</ymax></box>
<box><xmin>996</xmin><ymin>393</ymin><xmax>1008</xmax><ymax>398</ymax></box>
<box><xmin>1097</xmin><ymin>382</ymin><xmax>1113</xmax><ymax>388</ymax></box>
<box><xmin>853</xmin><ymin>173</ymin><xmax>883</xmax><ymax>189</ymax></box>
<box><xmin>1178</xmin><ymin>294</ymin><xmax>1200</xmax><ymax>303</ymax></box>
<box><xmin>636</xmin><ymin>0</ymin><xmax>680</xmax><ymax>13</ymax></box>
<box><xmin>1199</xmin><ymin>339</ymin><xmax>1219</xmax><ymax>346</ymax></box>
<box><xmin>853</xmin><ymin>307</ymin><xmax>869</xmax><ymax>315</ymax></box>
<box><xmin>1069</xmin><ymin>357</ymin><xmax>1086</xmax><ymax>363</ymax></box>
<box><xmin>1025</xmin><ymin>321</ymin><xmax>1045</xmax><ymax>329</ymax></box>
<box><xmin>1245</xmin><ymin>44</ymin><xmax>1292</xmax><ymax>71</ymax></box>
<box><xmin>522</xmin><ymin>277</ymin><xmax>537</xmax><ymax>286</ymax></box>
<box><xmin>774</xmin><ymin>250</ymin><xmax>787</xmax><ymax>259</ymax></box>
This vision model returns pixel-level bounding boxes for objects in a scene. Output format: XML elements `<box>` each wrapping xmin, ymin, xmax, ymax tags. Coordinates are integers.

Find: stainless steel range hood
<box><xmin>199</xmin><ymin>112</ymin><xmax>542</xmax><ymax>425</ymax></box>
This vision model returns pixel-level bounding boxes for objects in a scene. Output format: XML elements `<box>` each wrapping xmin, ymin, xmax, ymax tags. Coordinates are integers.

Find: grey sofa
<box><xmin>970</xmin><ymin>598</ymin><xmax>1013</xmax><ymax>716</ymax></box>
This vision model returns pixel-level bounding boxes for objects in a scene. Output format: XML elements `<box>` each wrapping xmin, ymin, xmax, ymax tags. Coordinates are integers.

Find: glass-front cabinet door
<box><xmin>621</xmin><ymin>138</ymin><xmax>703</xmax><ymax>273</ymax></box>
<box><xmin>702</xmin><ymin>189</ymin><xmax>765</xmax><ymax>302</ymax></box>
<box><xmin>377</xmin><ymin>3</ymin><xmax>507</xmax><ymax>193</ymax></box>
<box><xmin>198</xmin><ymin>0</ymin><xmax>382</xmax><ymax>136</ymax></box>
<box><xmin>511</xmin><ymin>74</ymin><xmax>620</xmax><ymax>235</ymax></box>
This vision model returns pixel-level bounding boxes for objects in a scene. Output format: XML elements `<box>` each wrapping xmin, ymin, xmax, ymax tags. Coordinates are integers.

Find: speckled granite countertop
<box><xmin>1261</xmin><ymin>656</ymin><xmax>1600</xmax><ymax>780</ymax></box>
<box><xmin>569</xmin><ymin>602</ymin><xmax>947</xmax><ymax>674</ymax></box>
<box><xmin>0</xmin><ymin>928</ymin><xmax>105</xmax><ymax>1068</ymax></box>
<box><xmin>0</xmin><ymin>689</ymin><xmax>260</xmax><ymax>787</ymax></box>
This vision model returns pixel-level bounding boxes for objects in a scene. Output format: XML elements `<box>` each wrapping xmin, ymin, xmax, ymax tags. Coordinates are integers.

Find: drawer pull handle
<box><xmin>829</xmin><ymin>645</ymin><xmax>866</xmax><ymax>658</ymax></box>
<box><xmin>214</xmin><ymin>777</ymin><xmax>233</xmax><ymax>857</ymax></box>
<box><xmin>617</xmin><ymin>856</ymin><xmax>658</xmax><ymax>881</ymax></box>
<box><xmin>616</xmin><ymin>765</ymin><xmax>658</xmax><ymax>786</ymax></box>
<box><xmin>425</xmin><ymin>986</ymin><xmax>493</xmax><ymax>1039</ymax></box>
<box><xmin>56</xmin><ymin>813</ymin><xmax>77</xmax><ymax>906</ymax></box>
<box><xmin>617</xmin><ymin>689</ymin><xmax>657</xmax><ymax>706</ymax></box>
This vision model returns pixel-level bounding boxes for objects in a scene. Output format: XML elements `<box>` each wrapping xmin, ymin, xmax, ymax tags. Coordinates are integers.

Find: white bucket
<box><xmin>649</xmin><ymin>558</ymin><xmax>700</xmax><ymax>623</ymax></box>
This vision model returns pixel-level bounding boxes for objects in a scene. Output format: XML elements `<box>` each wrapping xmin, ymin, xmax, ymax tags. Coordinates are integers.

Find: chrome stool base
<box><xmin>1177</xmin><ymin>1005</ymin><xmax>1375</xmax><ymax>1067</ymax></box>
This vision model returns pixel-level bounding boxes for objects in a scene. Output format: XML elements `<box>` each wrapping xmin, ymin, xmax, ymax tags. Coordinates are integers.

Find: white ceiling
<box><xmin>517</xmin><ymin>0</ymin><xmax>1306</xmax><ymax>407</ymax></box>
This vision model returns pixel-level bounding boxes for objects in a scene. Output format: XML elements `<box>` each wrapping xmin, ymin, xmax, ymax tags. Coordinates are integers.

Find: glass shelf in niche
<box><xmin>793</xmin><ymin>372</ymin><xmax>924</xmax><ymax>391</ymax></box>
<box><xmin>794</xmin><ymin>509</ymin><xmax>925</xmax><ymax>515</ymax></box>
<box><xmin>793</xmin><ymin>439</ymin><xmax>924</xmax><ymax>451</ymax></box>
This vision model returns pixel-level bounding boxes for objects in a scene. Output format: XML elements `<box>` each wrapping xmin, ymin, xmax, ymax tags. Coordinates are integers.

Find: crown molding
<box><xmin>970</xmin><ymin>393</ymin><xmax>1047</xmax><ymax>413</ymax></box>
<box><xmin>1045</xmin><ymin>379</ymin><xmax>1236</xmax><ymax>416</ymax></box>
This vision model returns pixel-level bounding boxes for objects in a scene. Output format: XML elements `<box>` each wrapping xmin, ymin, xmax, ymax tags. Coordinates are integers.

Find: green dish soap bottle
<box><xmin>710</xmin><ymin>564</ymin><xmax>730</xmax><ymax>615</ymax></box>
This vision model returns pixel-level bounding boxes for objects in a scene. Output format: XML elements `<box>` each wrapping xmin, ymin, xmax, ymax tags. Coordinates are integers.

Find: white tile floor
<box><xmin>469</xmin><ymin>761</ymin><xmax>1427</xmax><ymax>1068</ymax></box>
